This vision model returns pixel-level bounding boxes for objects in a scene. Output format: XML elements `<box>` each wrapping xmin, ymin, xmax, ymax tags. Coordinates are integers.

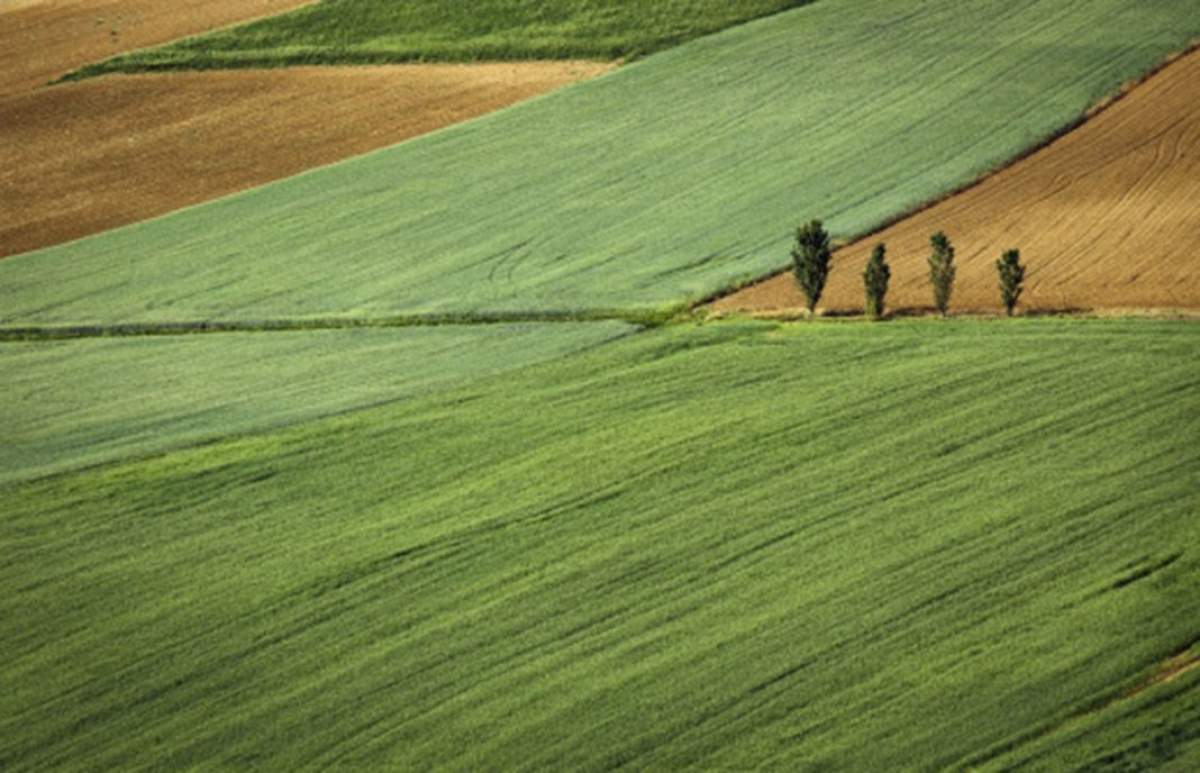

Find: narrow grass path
<box><xmin>0</xmin><ymin>308</ymin><xmax>678</xmax><ymax>342</ymax></box>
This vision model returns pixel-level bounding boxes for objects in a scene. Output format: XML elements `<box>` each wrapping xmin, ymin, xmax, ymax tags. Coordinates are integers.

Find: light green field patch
<box><xmin>0</xmin><ymin>322</ymin><xmax>633</xmax><ymax>485</ymax></box>
<box><xmin>3</xmin><ymin>319</ymin><xmax>1197</xmax><ymax>768</ymax></box>
<box><xmin>65</xmin><ymin>0</ymin><xmax>816</xmax><ymax>76</ymax></box>
<box><xmin>5</xmin><ymin>0</ymin><xmax>1198</xmax><ymax>324</ymax></box>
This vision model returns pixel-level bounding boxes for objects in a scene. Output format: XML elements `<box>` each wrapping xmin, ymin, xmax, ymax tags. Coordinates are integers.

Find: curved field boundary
<box><xmin>62</xmin><ymin>0</ymin><xmax>817</xmax><ymax>77</ymax></box>
<box><xmin>0</xmin><ymin>0</ymin><xmax>313</xmax><ymax>95</ymax></box>
<box><xmin>2</xmin><ymin>0</ymin><xmax>1199</xmax><ymax>325</ymax></box>
<box><xmin>713</xmin><ymin>47</ymin><xmax>1200</xmax><ymax>315</ymax></box>
<box><xmin>0</xmin><ymin>321</ymin><xmax>634</xmax><ymax>486</ymax></box>
<box><xmin>0</xmin><ymin>63</ymin><xmax>613</xmax><ymax>258</ymax></box>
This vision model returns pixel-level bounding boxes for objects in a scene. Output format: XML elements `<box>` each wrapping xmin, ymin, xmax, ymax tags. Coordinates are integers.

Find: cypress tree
<box><xmin>927</xmin><ymin>231</ymin><xmax>956</xmax><ymax>316</ymax></box>
<box><xmin>791</xmin><ymin>220</ymin><xmax>832</xmax><ymax>314</ymax></box>
<box><xmin>863</xmin><ymin>243</ymin><xmax>890</xmax><ymax>320</ymax></box>
<box><xmin>996</xmin><ymin>248</ymin><xmax>1025</xmax><ymax>316</ymax></box>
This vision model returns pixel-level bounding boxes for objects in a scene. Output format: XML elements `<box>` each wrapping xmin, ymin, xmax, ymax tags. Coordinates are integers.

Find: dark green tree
<box><xmin>863</xmin><ymin>242</ymin><xmax>890</xmax><ymax>320</ymax></box>
<box><xmin>791</xmin><ymin>220</ymin><xmax>833</xmax><ymax>314</ymax></box>
<box><xmin>927</xmin><ymin>231</ymin><xmax>956</xmax><ymax>316</ymax></box>
<box><xmin>996</xmin><ymin>248</ymin><xmax>1025</xmax><ymax>316</ymax></box>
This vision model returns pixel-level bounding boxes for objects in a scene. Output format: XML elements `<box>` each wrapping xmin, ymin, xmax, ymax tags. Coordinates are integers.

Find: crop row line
<box><xmin>0</xmin><ymin>307</ymin><xmax>687</xmax><ymax>342</ymax></box>
<box><xmin>5</xmin><ymin>305</ymin><xmax>1197</xmax><ymax>343</ymax></box>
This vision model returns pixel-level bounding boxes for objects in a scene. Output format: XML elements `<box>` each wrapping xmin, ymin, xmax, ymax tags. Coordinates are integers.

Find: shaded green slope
<box><xmin>0</xmin><ymin>322</ymin><xmax>633</xmax><ymax>485</ymax></box>
<box><xmin>5</xmin><ymin>0</ymin><xmax>1198</xmax><ymax>324</ymax></box>
<box><xmin>66</xmin><ymin>0</ymin><xmax>816</xmax><ymax>76</ymax></box>
<box><xmin>980</xmin><ymin>653</ymin><xmax>1200</xmax><ymax>771</ymax></box>
<box><xmin>3</xmin><ymin>320</ymin><xmax>1198</xmax><ymax>768</ymax></box>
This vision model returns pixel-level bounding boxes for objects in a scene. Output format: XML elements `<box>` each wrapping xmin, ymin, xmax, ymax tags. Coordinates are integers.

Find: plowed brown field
<box><xmin>713</xmin><ymin>49</ymin><xmax>1200</xmax><ymax>315</ymax></box>
<box><xmin>0</xmin><ymin>0</ymin><xmax>314</xmax><ymax>95</ymax></box>
<box><xmin>0</xmin><ymin>63</ymin><xmax>612</xmax><ymax>257</ymax></box>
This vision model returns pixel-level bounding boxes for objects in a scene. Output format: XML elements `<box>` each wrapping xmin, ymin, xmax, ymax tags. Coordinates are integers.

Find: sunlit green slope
<box><xmin>66</xmin><ymin>0</ymin><xmax>816</xmax><ymax>75</ymax></box>
<box><xmin>0</xmin><ymin>322</ymin><xmax>632</xmax><ymax>485</ymax></box>
<box><xmin>4</xmin><ymin>0</ymin><xmax>1198</xmax><ymax>324</ymax></box>
<box><xmin>3</xmin><ymin>320</ymin><xmax>1197</xmax><ymax>769</ymax></box>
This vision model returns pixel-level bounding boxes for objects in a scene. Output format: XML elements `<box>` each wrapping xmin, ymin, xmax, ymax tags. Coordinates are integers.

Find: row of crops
<box><xmin>3</xmin><ymin>0</ymin><xmax>1198</xmax><ymax>768</ymax></box>
<box><xmin>3</xmin><ymin>320</ymin><xmax>1198</xmax><ymax>768</ymax></box>
<box><xmin>3</xmin><ymin>0</ymin><xmax>1198</xmax><ymax>325</ymax></box>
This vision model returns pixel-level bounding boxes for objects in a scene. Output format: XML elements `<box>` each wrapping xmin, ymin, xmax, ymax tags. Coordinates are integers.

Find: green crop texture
<box><xmin>2</xmin><ymin>320</ymin><xmax>1198</xmax><ymax>769</ymax></box>
<box><xmin>980</xmin><ymin>650</ymin><xmax>1200</xmax><ymax>770</ymax></box>
<box><xmin>7</xmin><ymin>0</ymin><xmax>1198</xmax><ymax>325</ymax></box>
<box><xmin>65</xmin><ymin>0</ymin><xmax>817</xmax><ymax>77</ymax></box>
<box><xmin>0</xmin><ymin>322</ymin><xmax>634</xmax><ymax>485</ymax></box>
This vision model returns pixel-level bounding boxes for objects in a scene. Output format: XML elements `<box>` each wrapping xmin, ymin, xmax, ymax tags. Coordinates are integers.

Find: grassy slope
<box><xmin>67</xmin><ymin>0</ymin><xmax>816</xmax><ymax>76</ymax></box>
<box><xmin>982</xmin><ymin>655</ymin><xmax>1200</xmax><ymax>771</ymax></box>
<box><xmin>0</xmin><ymin>322</ymin><xmax>632</xmax><ymax>486</ymax></box>
<box><xmin>6</xmin><ymin>0</ymin><xmax>1199</xmax><ymax>324</ymax></box>
<box><xmin>2</xmin><ymin>319</ymin><xmax>1197</xmax><ymax>769</ymax></box>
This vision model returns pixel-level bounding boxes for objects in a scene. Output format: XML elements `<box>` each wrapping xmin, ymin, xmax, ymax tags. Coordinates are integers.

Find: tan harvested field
<box><xmin>0</xmin><ymin>0</ymin><xmax>610</xmax><ymax>258</ymax></box>
<box><xmin>714</xmin><ymin>49</ymin><xmax>1200</xmax><ymax>316</ymax></box>
<box><xmin>0</xmin><ymin>0</ymin><xmax>314</xmax><ymax>96</ymax></box>
<box><xmin>0</xmin><ymin>62</ymin><xmax>613</xmax><ymax>257</ymax></box>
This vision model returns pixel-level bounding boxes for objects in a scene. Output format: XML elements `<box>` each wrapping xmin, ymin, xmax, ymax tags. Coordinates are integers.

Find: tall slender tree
<box><xmin>863</xmin><ymin>243</ymin><xmax>890</xmax><ymax>320</ymax></box>
<box><xmin>927</xmin><ymin>231</ymin><xmax>956</xmax><ymax>316</ymax></box>
<box><xmin>791</xmin><ymin>220</ymin><xmax>832</xmax><ymax>314</ymax></box>
<box><xmin>996</xmin><ymin>248</ymin><xmax>1026</xmax><ymax>316</ymax></box>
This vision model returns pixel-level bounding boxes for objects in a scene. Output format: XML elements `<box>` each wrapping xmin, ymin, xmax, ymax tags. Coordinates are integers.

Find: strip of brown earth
<box><xmin>963</xmin><ymin>643</ymin><xmax>1200</xmax><ymax>770</ymax></box>
<box><xmin>712</xmin><ymin>48</ymin><xmax>1200</xmax><ymax>316</ymax></box>
<box><xmin>1125</xmin><ymin>649</ymin><xmax>1200</xmax><ymax>697</ymax></box>
<box><xmin>0</xmin><ymin>62</ymin><xmax>613</xmax><ymax>258</ymax></box>
<box><xmin>1041</xmin><ymin>645</ymin><xmax>1200</xmax><ymax>747</ymax></box>
<box><xmin>0</xmin><ymin>0</ymin><xmax>315</xmax><ymax>96</ymax></box>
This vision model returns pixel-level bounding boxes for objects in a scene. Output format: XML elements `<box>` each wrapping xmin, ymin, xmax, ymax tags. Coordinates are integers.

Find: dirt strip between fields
<box><xmin>0</xmin><ymin>62</ymin><xmax>613</xmax><ymax>258</ymax></box>
<box><xmin>712</xmin><ymin>48</ymin><xmax>1200</xmax><ymax>315</ymax></box>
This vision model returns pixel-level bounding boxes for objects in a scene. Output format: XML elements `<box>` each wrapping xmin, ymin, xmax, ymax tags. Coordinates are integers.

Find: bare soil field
<box><xmin>0</xmin><ymin>63</ymin><xmax>612</xmax><ymax>257</ymax></box>
<box><xmin>0</xmin><ymin>0</ymin><xmax>609</xmax><ymax>258</ymax></box>
<box><xmin>713</xmin><ymin>49</ymin><xmax>1200</xmax><ymax>315</ymax></box>
<box><xmin>0</xmin><ymin>0</ymin><xmax>314</xmax><ymax>96</ymax></box>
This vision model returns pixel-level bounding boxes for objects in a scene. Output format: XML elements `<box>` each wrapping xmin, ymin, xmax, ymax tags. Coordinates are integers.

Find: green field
<box><xmin>3</xmin><ymin>319</ymin><xmax>1198</xmax><ymax>769</ymax></box>
<box><xmin>0</xmin><ymin>322</ymin><xmax>632</xmax><ymax>485</ymax></box>
<box><xmin>6</xmin><ymin>0</ymin><xmax>1199</xmax><ymax>766</ymax></box>
<box><xmin>983</xmin><ymin>648</ymin><xmax>1200</xmax><ymax>771</ymax></box>
<box><xmin>6</xmin><ymin>0</ymin><xmax>1198</xmax><ymax>325</ymax></box>
<box><xmin>65</xmin><ymin>0</ymin><xmax>816</xmax><ymax>77</ymax></box>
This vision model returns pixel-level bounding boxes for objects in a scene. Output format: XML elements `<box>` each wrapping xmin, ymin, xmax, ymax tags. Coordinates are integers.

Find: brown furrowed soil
<box><xmin>713</xmin><ymin>49</ymin><xmax>1200</xmax><ymax>316</ymax></box>
<box><xmin>0</xmin><ymin>0</ymin><xmax>611</xmax><ymax>258</ymax></box>
<box><xmin>1</xmin><ymin>63</ymin><xmax>612</xmax><ymax>258</ymax></box>
<box><xmin>0</xmin><ymin>0</ymin><xmax>315</xmax><ymax>96</ymax></box>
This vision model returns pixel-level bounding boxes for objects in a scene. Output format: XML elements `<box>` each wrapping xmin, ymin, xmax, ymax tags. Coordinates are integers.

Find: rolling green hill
<box><xmin>3</xmin><ymin>319</ymin><xmax>1198</xmax><ymax>768</ymax></box>
<box><xmin>0</xmin><ymin>322</ymin><xmax>633</xmax><ymax>485</ymax></box>
<box><xmin>5</xmin><ymin>0</ymin><xmax>1198</xmax><ymax>325</ymax></box>
<box><xmin>5</xmin><ymin>0</ymin><xmax>1199</xmax><ymax>767</ymax></box>
<box><xmin>65</xmin><ymin>0</ymin><xmax>816</xmax><ymax>76</ymax></box>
